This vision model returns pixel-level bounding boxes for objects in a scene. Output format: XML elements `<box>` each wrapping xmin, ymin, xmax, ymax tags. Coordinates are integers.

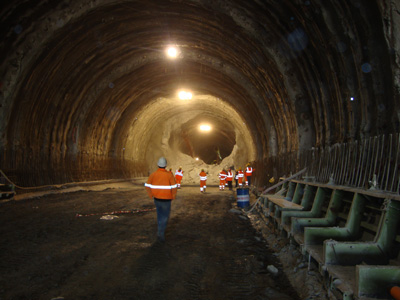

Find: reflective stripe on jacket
<box><xmin>199</xmin><ymin>171</ymin><xmax>207</xmax><ymax>181</ymax></box>
<box><xmin>245</xmin><ymin>167</ymin><xmax>253</xmax><ymax>176</ymax></box>
<box><xmin>175</xmin><ymin>170</ymin><xmax>183</xmax><ymax>177</ymax></box>
<box><xmin>145</xmin><ymin>168</ymin><xmax>177</xmax><ymax>200</ymax></box>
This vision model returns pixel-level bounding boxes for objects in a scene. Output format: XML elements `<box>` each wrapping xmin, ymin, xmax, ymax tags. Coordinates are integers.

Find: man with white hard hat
<box><xmin>145</xmin><ymin>157</ymin><xmax>177</xmax><ymax>243</ymax></box>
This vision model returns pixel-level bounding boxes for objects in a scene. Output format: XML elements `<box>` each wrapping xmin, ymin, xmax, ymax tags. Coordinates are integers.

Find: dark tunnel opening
<box><xmin>168</xmin><ymin>115</ymin><xmax>236</xmax><ymax>164</ymax></box>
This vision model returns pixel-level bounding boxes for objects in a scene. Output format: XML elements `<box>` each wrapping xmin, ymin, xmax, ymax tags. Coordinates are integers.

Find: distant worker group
<box><xmin>145</xmin><ymin>157</ymin><xmax>255</xmax><ymax>242</ymax></box>
<box><xmin>204</xmin><ymin>163</ymin><xmax>255</xmax><ymax>193</ymax></box>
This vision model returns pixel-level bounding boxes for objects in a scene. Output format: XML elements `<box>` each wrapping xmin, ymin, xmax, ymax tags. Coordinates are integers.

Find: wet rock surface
<box><xmin>1</xmin><ymin>183</ymin><xmax>328</xmax><ymax>299</ymax></box>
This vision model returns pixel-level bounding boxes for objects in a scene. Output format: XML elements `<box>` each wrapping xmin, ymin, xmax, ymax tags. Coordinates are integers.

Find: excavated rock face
<box><xmin>0</xmin><ymin>1</ymin><xmax>399</xmax><ymax>186</ymax></box>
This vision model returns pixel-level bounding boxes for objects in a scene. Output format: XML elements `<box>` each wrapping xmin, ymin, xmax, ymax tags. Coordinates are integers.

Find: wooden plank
<box><xmin>268</xmin><ymin>197</ymin><xmax>303</xmax><ymax>209</ymax></box>
<box><xmin>264</xmin><ymin>194</ymin><xmax>285</xmax><ymax>201</ymax></box>
<box><xmin>291</xmin><ymin>179</ymin><xmax>400</xmax><ymax>200</ymax></box>
<box><xmin>325</xmin><ymin>265</ymin><xmax>356</xmax><ymax>296</ymax></box>
<box><xmin>304</xmin><ymin>245</ymin><xmax>324</xmax><ymax>265</ymax></box>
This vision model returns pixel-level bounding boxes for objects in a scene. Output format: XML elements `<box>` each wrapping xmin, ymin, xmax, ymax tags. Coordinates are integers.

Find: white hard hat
<box><xmin>157</xmin><ymin>157</ymin><xmax>167</xmax><ymax>167</ymax></box>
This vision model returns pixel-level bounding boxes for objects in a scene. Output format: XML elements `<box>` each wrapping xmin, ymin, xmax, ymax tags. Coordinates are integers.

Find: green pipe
<box><xmin>281</xmin><ymin>187</ymin><xmax>327</xmax><ymax>227</ymax></box>
<box><xmin>304</xmin><ymin>193</ymin><xmax>366</xmax><ymax>245</ymax></box>
<box><xmin>356</xmin><ymin>265</ymin><xmax>400</xmax><ymax>298</ymax></box>
<box><xmin>291</xmin><ymin>190</ymin><xmax>344</xmax><ymax>235</ymax></box>
<box><xmin>324</xmin><ymin>200</ymin><xmax>400</xmax><ymax>265</ymax></box>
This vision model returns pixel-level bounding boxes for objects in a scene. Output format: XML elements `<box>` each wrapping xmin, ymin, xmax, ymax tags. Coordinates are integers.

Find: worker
<box><xmin>175</xmin><ymin>166</ymin><xmax>183</xmax><ymax>189</ymax></box>
<box><xmin>199</xmin><ymin>169</ymin><xmax>207</xmax><ymax>193</ymax></box>
<box><xmin>219</xmin><ymin>169</ymin><xmax>227</xmax><ymax>190</ymax></box>
<box><xmin>234</xmin><ymin>169</ymin><xmax>239</xmax><ymax>187</ymax></box>
<box><xmin>226</xmin><ymin>167</ymin><xmax>233</xmax><ymax>190</ymax></box>
<box><xmin>237</xmin><ymin>167</ymin><xmax>244</xmax><ymax>187</ymax></box>
<box><xmin>245</xmin><ymin>163</ymin><xmax>255</xmax><ymax>186</ymax></box>
<box><xmin>144</xmin><ymin>157</ymin><xmax>177</xmax><ymax>243</ymax></box>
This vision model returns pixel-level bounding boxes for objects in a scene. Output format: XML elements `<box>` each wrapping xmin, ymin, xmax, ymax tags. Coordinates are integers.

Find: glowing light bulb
<box><xmin>166</xmin><ymin>46</ymin><xmax>178</xmax><ymax>58</ymax></box>
<box><xmin>178</xmin><ymin>90</ymin><xmax>192</xmax><ymax>100</ymax></box>
<box><xmin>199</xmin><ymin>124</ymin><xmax>211</xmax><ymax>132</ymax></box>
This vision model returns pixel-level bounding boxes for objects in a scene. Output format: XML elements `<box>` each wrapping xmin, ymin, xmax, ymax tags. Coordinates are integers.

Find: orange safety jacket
<box><xmin>199</xmin><ymin>171</ymin><xmax>207</xmax><ymax>182</ymax></box>
<box><xmin>237</xmin><ymin>170</ymin><xmax>244</xmax><ymax>183</ymax></box>
<box><xmin>219</xmin><ymin>171</ymin><xmax>227</xmax><ymax>181</ymax></box>
<box><xmin>145</xmin><ymin>168</ymin><xmax>177</xmax><ymax>200</ymax></box>
<box><xmin>245</xmin><ymin>167</ymin><xmax>254</xmax><ymax>177</ymax></box>
<box><xmin>175</xmin><ymin>169</ymin><xmax>183</xmax><ymax>179</ymax></box>
<box><xmin>226</xmin><ymin>170</ymin><xmax>233</xmax><ymax>181</ymax></box>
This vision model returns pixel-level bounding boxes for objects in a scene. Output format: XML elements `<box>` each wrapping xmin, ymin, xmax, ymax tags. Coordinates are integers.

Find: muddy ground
<box><xmin>0</xmin><ymin>180</ymin><xmax>330</xmax><ymax>300</ymax></box>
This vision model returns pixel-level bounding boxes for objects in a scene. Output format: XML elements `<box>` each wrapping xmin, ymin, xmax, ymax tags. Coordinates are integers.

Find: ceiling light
<box><xmin>199</xmin><ymin>124</ymin><xmax>211</xmax><ymax>132</ymax></box>
<box><xmin>166</xmin><ymin>46</ymin><xmax>178</xmax><ymax>58</ymax></box>
<box><xmin>178</xmin><ymin>90</ymin><xmax>192</xmax><ymax>100</ymax></box>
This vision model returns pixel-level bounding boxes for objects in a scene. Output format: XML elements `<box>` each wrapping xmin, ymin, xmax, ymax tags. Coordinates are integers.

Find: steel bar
<box><xmin>362</xmin><ymin>137</ymin><xmax>373</xmax><ymax>188</ymax></box>
<box><xmin>370</xmin><ymin>136</ymin><xmax>379</xmax><ymax>188</ymax></box>
<box><xmin>394</xmin><ymin>133</ymin><xmax>400</xmax><ymax>193</ymax></box>
<box><xmin>389</xmin><ymin>133</ymin><xmax>399</xmax><ymax>191</ymax></box>
<box><xmin>342</xmin><ymin>143</ymin><xmax>351</xmax><ymax>185</ymax></box>
<box><xmin>347</xmin><ymin>141</ymin><xmax>354</xmax><ymax>185</ymax></box>
<box><xmin>376</xmin><ymin>135</ymin><xmax>386</xmax><ymax>188</ymax></box>
<box><xmin>357</xmin><ymin>138</ymin><xmax>367</xmax><ymax>188</ymax></box>
<box><xmin>322</xmin><ymin>147</ymin><xmax>330</xmax><ymax>182</ymax></box>
<box><xmin>340</xmin><ymin>143</ymin><xmax>347</xmax><ymax>185</ymax></box>
<box><xmin>333</xmin><ymin>144</ymin><xmax>341</xmax><ymax>184</ymax></box>
<box><xmin>384</xmin><ymin>134</ymin><xmax>393</xmax><ymax>191</ymax></box>
<box><xmin>327</xmin><ymin>145</ymin><xmax>335</xmax><ymax>183</ymax></box>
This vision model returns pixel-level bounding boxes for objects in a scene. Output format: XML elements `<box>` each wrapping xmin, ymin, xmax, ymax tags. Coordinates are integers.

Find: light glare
<box><xmin>199</xmin><ymin>124</ymin><xmax>211</xmax><ymax>132</ymax></box>
<box><xmin>178</xmin><ymin>90</ymin><xmax>192</xmax><ymax>100</ymax></box>
<box><xmin>166</xmin><ymin>46</ymin><xmax>178</xmax><ymax>58</ymax></box>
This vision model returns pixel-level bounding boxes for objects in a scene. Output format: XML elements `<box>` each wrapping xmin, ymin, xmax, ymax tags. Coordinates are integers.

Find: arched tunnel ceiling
<box><xmin>1</xmin><ymin>0</ymin><xmax>400</xmax><ymax>185</ymax></box>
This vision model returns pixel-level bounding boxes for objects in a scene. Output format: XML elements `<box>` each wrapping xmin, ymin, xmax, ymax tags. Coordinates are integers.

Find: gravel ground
<box><xmin>0</xmin><ymin>181</ymin><xmax>330</xmax><ymax>300</ymax></box>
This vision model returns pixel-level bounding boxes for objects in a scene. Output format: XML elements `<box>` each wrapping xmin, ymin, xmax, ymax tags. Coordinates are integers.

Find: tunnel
<box><xmin>1</xmin><ymin>1</ymin><xmax>400</xmax><ymax>299</ymax></box>
<box><xmin>3</xmin><ymin>0</ymin><xmax>399</xmax><ymax>187</ymax></box>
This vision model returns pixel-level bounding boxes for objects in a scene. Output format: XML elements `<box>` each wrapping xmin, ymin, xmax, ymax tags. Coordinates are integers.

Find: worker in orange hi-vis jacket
<box><xmin>245</xmin><ymin>163</ymin><xmax>255</xmax><ymax>186</ymax></box>
<box><xmin>237</xmin><ymin>167</ymin><xmax>244</xmax><ymax>187</ymax></box>
<box><xmin>219</xmin><ymin>169</ymin><xmax>227</xmax><ymax>190</ymax></box>
<box><xmin>226</xmin><ymin>168</ymin><xmax>234</xmax><ymax>190</ymax></box>
<box><xmin>175</xmin><ymin>166</ymin><xmax>183</xmax><ymax>188</ymax></box>
<box><xmin>144</xmin><ymin>157</ymin><xmax>177</xmax><ymax>243</ymax></box>
<box><xmin>199</xmin><ymin>169</ymin><xmax>207</xmax><ymax>193</ymax></box>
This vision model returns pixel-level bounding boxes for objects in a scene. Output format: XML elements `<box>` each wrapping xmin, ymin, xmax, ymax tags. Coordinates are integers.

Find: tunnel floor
<box><xmin>1</xmin><ymin>182</ymin><xmax>328</xmax><ymax>300</ymax></box>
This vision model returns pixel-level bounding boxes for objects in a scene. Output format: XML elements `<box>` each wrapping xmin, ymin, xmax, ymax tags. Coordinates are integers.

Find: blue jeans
<box><xmin>154</xmin><ymin>199</ymin><xmax>171</xmax><ymax>241</ymax></box>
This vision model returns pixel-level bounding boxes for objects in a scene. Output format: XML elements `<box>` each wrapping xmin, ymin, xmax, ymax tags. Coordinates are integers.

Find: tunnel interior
<box><xmin>0</xmin><ymin>0</ymin><xmax>399</xmax><ymax>186</ymax></box>
<box><xmin>168</xmin><ymin>112</ymin><xmax>236</xmax><ymax>164</ymax></box>
<box><xmin>1</xmin><ymin>1</ymin><xmax>400</xmax><ymax>299</ymax></box>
